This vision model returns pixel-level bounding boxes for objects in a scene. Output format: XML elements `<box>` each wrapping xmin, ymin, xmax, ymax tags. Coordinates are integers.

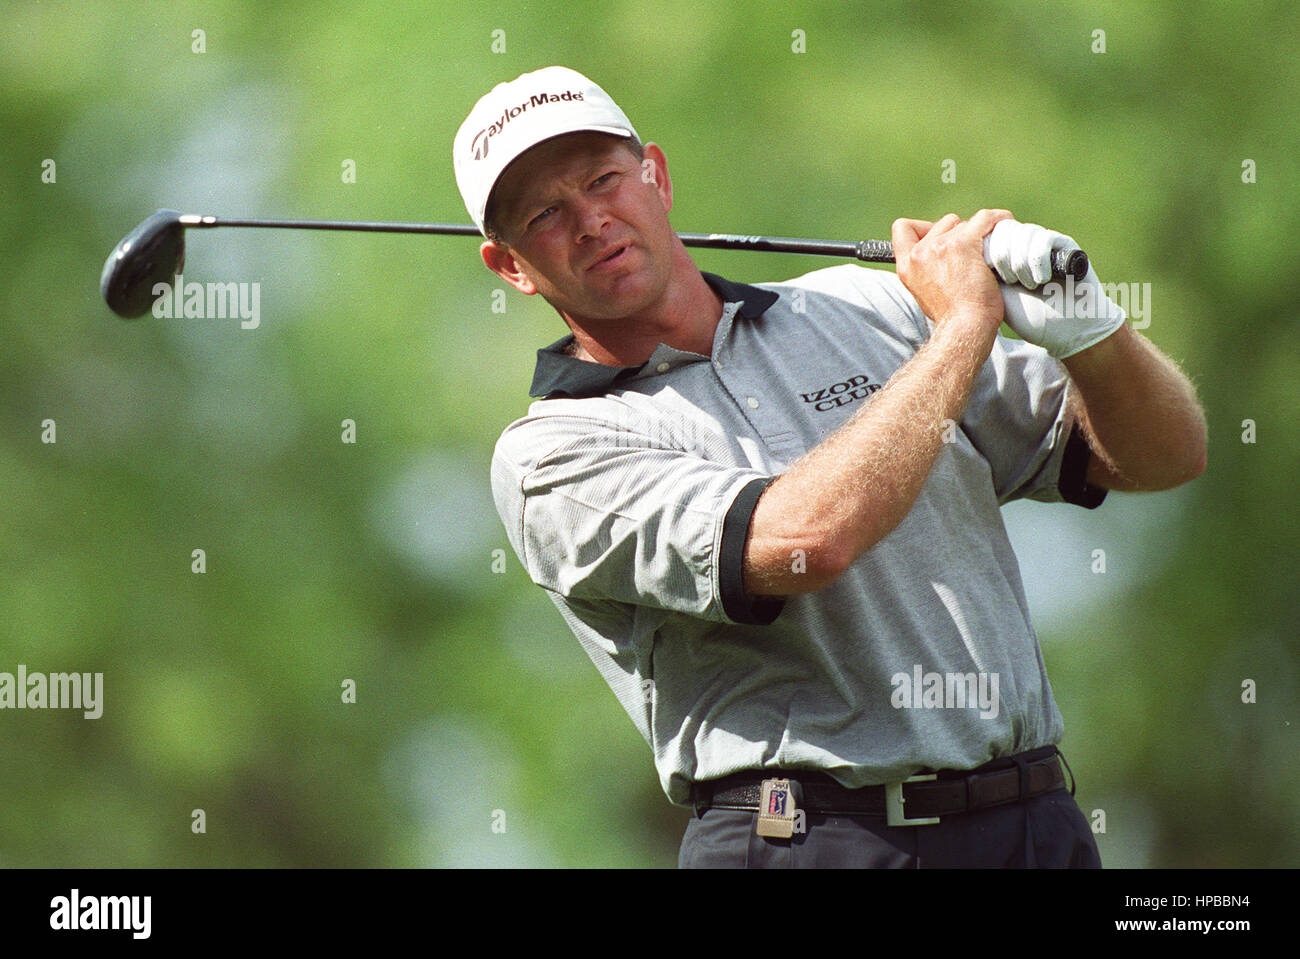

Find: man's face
<box><xmin>482</xmin><ymin>132</ymin><xmax>676</xmax><ymax>323</ymax></box>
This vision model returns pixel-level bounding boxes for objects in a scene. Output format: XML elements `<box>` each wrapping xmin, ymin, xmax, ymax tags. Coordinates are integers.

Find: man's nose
<box><xmin>571</xmin><ymin>195</ymin><xmax>610</xmax><ymax>241</ymax></box>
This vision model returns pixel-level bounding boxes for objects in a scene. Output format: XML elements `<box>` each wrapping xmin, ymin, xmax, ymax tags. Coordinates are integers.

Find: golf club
<box><xmin>100</xmin><ymin>209</ymin><xmax>1089</xmax><ymax>319</ymax></box>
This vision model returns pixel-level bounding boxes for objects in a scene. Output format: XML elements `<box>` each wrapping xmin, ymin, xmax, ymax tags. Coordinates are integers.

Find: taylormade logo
<box><xmin>470</xmin><ymin>89</ymin><xmax>586</xmax><ymax>160</ymax></box>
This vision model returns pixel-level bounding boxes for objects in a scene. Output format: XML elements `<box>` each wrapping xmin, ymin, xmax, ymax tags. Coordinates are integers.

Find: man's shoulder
<box><xmin>755</xmin><ymin>262</ymin><xmax>908</xmax><ymax>299</ymax></box>
<box><xmin>491</xmin><ymin>394</ymin><xmax>641</xmax><ymax>469</ymax></box>
<box><xmin>749</xmin><ymin>263</ymin><xmax>926</xmax><ymax>342</ymax></box>
<box><xmin>755</xmin><ymin>263</ymin><xmax>920</xmax><ymax>321</ymax></box>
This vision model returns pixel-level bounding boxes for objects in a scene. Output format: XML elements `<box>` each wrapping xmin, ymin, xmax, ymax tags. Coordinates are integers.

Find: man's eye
<box><xmin>593</xmin><ymin>171</ymin><xmax>617</xmax><ymax>187</ymax></box>
<box><xmin>528</xmin><ymin>207</ymin><xmax>555</xmax><ymax>229</ymax></box>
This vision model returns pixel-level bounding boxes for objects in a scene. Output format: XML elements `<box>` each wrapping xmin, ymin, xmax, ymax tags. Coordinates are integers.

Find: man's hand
<box><xmin>980</xmin><ymin>220</ymin><xmax>1204</xmax><ymax>490</ymax></box>
<box><xmin>985</xmin><ymin>220</ymin><xmax>1128</xmax><ymax>358</ymax></box>
<box><xmin>742</xmin><ymin>210</ymin><xmax>1018</xmax><ymax>597</ymax></box>
<box><xmin>891</xmin><ymin>209</ymin><xmax>1014</xmax><ymax>331</ymax></box>
<box><xmin>982</xmin><ymin>219</ymin><xmax>1078</xmax><ymax>290</ymax></box>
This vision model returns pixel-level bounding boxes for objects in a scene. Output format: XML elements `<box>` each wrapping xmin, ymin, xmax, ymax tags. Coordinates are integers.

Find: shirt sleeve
<box><xmin>490</xmin><ymin>404</ymin><xmax>785</xmax><ymax>625</ymax></box>
<box><xmin>960</xmin><ymin>332</ymin><xmax>1108</xmax><ymax>508</ymax></box>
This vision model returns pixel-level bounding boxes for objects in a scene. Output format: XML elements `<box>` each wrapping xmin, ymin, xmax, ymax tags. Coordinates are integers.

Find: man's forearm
<box><xmin>743</xmin><ymin>313</ymin><xmax>998</xmax><ymax>595</ymax></box>
<box><xmin>1063</xmin><ymin>324</ymin><xmax>1207</xmax><ymax>490</ymax></box>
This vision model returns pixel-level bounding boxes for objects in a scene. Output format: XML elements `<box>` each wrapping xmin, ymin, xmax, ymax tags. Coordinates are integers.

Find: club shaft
<box><xmin>188</xmin><ymin>215</ymin><xmax>899</xmax><ymax>261</ymax></box>
<box><xmin>190</xmin><ymin>216</ymin><xmax>483</xmax><ymax>236</ymax></box>
<box><xmin>191</xmin><ymin>217</ymin><xmax>871</xmax><ymax>252</ymax></box>
<box><xmin>183</xmin><ymin>216</ymin><xmax>1085</xmax><ymax>277</ymax></box>
<box><xmin>677</xmin><ymin>233</ymin><xmax>878</xmax><ymax>259</ymax></box>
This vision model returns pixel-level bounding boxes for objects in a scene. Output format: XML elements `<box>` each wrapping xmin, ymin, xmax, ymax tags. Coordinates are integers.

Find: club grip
<box><xmin>856</xmin><ymin>240</ymin><xmax>1089</xmax><ymax>285</ymax></box>
<box><xmin>1052</xmin><ymin>248</ymin><xmax>1089</xmax><ymax>282</ymax></box>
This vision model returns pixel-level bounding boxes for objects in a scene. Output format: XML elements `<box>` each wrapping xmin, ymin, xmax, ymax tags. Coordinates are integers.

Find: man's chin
<box><xmin>575</xmin><ymin>273</ymin><xmax>664</xmax><ymax>320</ymax></box>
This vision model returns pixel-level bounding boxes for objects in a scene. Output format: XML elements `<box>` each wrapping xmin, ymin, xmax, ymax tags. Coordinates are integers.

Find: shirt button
<box><xmin>655</xmin><ymin>362</ymin><xmax>670</xmax><ymax>373</ymax></box>
<box><xmin>746</xmin><ymin>396</ymin><xmax>760</xmax><ymax>409</ymax></box>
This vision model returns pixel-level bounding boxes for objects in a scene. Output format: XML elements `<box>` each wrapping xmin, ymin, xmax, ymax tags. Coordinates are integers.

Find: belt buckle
<box><xmin>885</xmin><ymin>773</ymin><xmax>941</xmax><ymax>827</ymax></box>
<box><xmin>755</xmin><ymin>778</ymin><xmax>797</xmax><ymax>838</ymax></box>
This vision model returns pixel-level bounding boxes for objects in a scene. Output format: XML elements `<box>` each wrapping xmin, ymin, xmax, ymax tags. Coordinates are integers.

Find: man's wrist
<box><xmin>929</xmin><ymin>306</ymin><xmax>1003</xmax><ymax>354</ymax></box>
<box><xmin>1059</xmin><ymin>319</ymin><xmax>1132</xmax><ymax>368</ymax></box>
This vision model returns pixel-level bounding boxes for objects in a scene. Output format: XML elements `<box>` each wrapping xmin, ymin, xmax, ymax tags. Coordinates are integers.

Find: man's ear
<box><xmin>480</xmin><ymin>240</ymin><xmax>538</xmax><ymax>296</ymax></box>
<box><xmin>640</xmin><ymin>143</ymin><xmax>672</xmax><ymax>214</ymax></box>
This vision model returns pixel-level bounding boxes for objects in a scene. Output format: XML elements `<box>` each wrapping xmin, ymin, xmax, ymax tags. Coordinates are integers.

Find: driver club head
<box><xmin>100</xmin><ymin>209</ymin><xmax>186</xmax><ymax>318</ymax></box>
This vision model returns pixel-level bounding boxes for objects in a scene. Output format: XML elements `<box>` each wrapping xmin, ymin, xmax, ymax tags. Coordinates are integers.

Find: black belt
<box><xmin>690</xmin><ymin>746</ymin><xmax>1071</xmax><ymax>824</ymax></box>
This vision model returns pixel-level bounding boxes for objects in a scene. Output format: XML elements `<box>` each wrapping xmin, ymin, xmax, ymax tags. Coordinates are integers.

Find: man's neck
<box><xmin>563</xmin><ymin>248</ymin><xmax>724</xmax><ymax>366</ymax></box>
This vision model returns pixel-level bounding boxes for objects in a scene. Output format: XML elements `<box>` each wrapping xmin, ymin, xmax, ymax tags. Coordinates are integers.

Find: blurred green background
<box><xmin>1</xmin><ymin>0</ymin><xmax>1295</xmax><ymax>868</ymax></box>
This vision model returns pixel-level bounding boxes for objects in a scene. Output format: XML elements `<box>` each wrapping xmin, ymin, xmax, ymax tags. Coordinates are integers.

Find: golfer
<box><xmin>454</xmin><ymin>66</ymin><xmax>1207</xmax><ymax>867</ymax></box>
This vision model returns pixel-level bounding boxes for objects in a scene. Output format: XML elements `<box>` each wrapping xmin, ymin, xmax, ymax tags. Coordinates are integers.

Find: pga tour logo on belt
<box><xmin>756</xmin><ymin>779</ymin><xmax>801</xmax><ymax>838</ymax></box>
<box><xmin>470</xmin><ymin>90</ymin><xmax>586</xmax><ymax>160</ymax></box>
<box><xmin>767</xmin><ymin>785</ymin><xmax>788</xmax><ymax>816</ymax></box>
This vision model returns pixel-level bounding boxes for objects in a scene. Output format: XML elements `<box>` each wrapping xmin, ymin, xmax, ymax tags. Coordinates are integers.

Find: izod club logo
<box><xmin>470</xmin><ymin>89</ymin><xmax>586</xmax><ymax>160</ymax></box>
<box><xmin>800</xmin><ymin>374</ymin><xmax>881</xmax><ymax>412</ymax></box>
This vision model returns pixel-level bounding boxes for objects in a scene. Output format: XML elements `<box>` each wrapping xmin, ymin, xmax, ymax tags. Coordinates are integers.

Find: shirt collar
<box><xmin>527</xmin><ymin>271</ymin><xmax>780</xmax><ymax>399</ymax></box>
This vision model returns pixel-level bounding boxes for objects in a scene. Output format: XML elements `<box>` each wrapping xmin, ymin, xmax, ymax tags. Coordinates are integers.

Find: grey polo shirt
<box><xmin>490</xmin><ymin>265</ymin><xmax>1107</xmax><ymax>807</ymax></box>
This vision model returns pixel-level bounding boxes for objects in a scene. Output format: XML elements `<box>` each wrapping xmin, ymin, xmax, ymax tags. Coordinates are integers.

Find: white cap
<box><xmin>453</xmin><ymin>66</ymin><xmax>639</xmax><ymax>236</ymax></box>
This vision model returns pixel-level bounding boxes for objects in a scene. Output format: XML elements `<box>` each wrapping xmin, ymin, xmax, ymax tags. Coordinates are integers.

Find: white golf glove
<box><xmin>983</xmin><ymin>219</ymin><xmax>1127</xmax><ymax>358</ymax></box>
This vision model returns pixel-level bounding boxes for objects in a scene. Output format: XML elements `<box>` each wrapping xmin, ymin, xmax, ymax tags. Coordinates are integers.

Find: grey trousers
<box><xmin>678</xmin><ymin>787</ymin><xmax>1102</xmax><ymax>868</ymax></box>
